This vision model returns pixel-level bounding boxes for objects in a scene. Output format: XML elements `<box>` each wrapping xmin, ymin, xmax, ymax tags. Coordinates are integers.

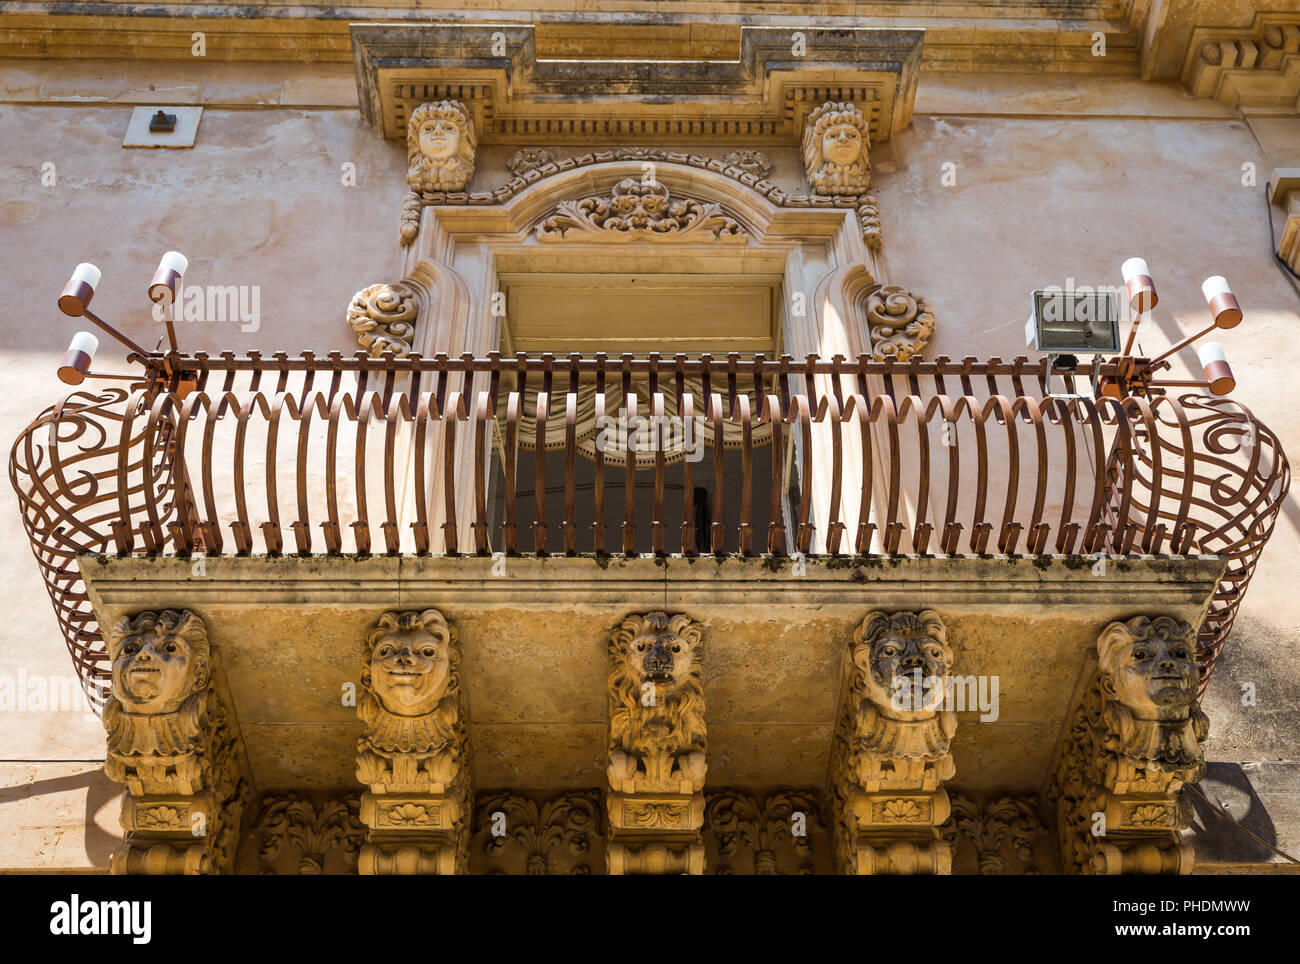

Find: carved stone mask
<box><xmin>111</xmin><ymin>626</ymin><xmax>197</xmax><ymax>713</ymax></box>
<box><xmin>370</xmin><ymin>626</ymin><xmax>451</xmax><ymax>716</ymax></box>
<box><xmin>854</xmin><ymin>611</ymin><xmax>951</xmax><ymax>721</ymax></box>
<box><xmin>1107</xmin><ymin>631</ymin><xmax>1198</xmax><ymax>721</ymax></box>
<box><xmin>821</xmin><ymin>123</ymin><xmax>863</xmax><ymax>166</ymax></box>
<box><xmin>418</xmin><ymin>118</ymin><xmax>462</xmax><ymax>162</ymax></box>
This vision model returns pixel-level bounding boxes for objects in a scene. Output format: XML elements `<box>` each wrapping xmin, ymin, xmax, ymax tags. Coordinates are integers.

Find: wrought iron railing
<box><xmin>10</xmin><ymin>351</ymin><xmax>1289</xmax><ymax>704</ymax></box>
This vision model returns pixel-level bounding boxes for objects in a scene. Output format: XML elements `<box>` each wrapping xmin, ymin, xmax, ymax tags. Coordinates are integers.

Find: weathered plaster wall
<box><xmin>0</xmin><ymin>61</ymin><xmax>1295</xmax><ymax>869</ymax></box>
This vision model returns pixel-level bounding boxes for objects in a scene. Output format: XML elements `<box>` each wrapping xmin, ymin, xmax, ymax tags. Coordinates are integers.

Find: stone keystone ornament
<box><xmin>400</xmin><ymin>100</ymin><xmax>477</xmax><ymax>244</ymax></box>
<box><xmin>802</xmin><ymin>102</ymin><xmax>871</xmax><ymax>196</ymax></box>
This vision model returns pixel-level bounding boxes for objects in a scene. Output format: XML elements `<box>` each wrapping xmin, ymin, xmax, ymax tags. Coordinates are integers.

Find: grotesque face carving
<box><xmin>365</xmin><ymin>610</ymin><xmax>455</xmax><ymax>717</ymax></box>
<box><xmin>853</xmin><ymin>610</ymin><xmax>952</xmax><ymax>722</ymax></box>
<box><xmin>802</xmin><ymin>101</ymin><xmax>871</xmax><ymax>196</ymax></box>
<box><xmin>107</xmin><ymin>610</ymin><xmax>209</xmax><ymax>714</ymax></box>
<box><xmin>623</xmin><ymin>616</ymin><xmax>702</xmax><ymax>699</ymax></box>
<box><xmin>417</xmin><ymin>116</ymin><xmax>461</xmax><ymax>162</ymax></box>
<box><xmin>1098</xmin><ymin>616</ymin><xmax>1199</xmax><ymax>721</ymax></box>
<box><xmin>405</xmin><ymin>100</ymin><xmax>477</xmax><ymax>194</ymax></box>
<box><xmin>821</xmin><ymin>123</ymin><xmax>864</xmax><ymax>167</ymax></box>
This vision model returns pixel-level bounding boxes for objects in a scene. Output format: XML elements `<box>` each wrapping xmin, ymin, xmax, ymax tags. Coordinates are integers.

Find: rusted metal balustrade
<box><xmin>10</xmin><ymin>351</ymin><xmax>1290</xmax><ymax>702</ymax></box>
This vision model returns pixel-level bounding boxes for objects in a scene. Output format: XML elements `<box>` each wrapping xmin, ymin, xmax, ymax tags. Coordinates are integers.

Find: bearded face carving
<box><xmin>364</xmin><ymin>610</ymin><xmax>455</xmax><ymax>717</ymax></box>
<box><xmin>1098</xmin><ymin>616</ymin><xmax>1199</xmax><ymax>723</ymax></box>
<box><xmin>854</xmin><ymin>610</ymin><xmax>953</xmax><ymax>723</ymax></box>
<box><xmin>108</xmin><ymin>610</ymin><xmax>210</xmax><ymax>715</ymax></box>
<box><xmin>802</xmin><ymin>101</ymin><xmax>871</xmax><ymax>196</ymax></box>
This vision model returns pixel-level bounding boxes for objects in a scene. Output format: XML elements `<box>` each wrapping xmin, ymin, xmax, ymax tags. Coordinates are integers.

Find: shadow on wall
<box><xmin>1187</xmin><ymin>762</ymin><xmax>1280</xmax><ymax>865</ymax></box>
<box><xmin>0</xmin><ymin>767</ymin><xmax>120</xmax><ymax>868</ymax></box>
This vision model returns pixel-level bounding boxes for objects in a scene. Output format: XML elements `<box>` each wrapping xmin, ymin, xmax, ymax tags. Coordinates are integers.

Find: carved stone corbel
<box><xmin>355</xmin><ymin>608</ymin><xmax>471</xmax><ymax>874</ymax></box>
<box><xmin>102</xmin><ymin>609</ymin><xmax>248</xmax><ymax>874</ymax></box>
<box><xmin>605</xmin><ymin>612</ymin><xmax>707</xmax><ymax>874</ymax></box>
<box><xmin>1048</xmin><ymin>616</ymin><xmax>1208</xmax><ymax>875</ymax></box>
<box><xmin>830</xmin><ymin>610</ymin><xmax>957</xmax><ymax>874</ymax></box>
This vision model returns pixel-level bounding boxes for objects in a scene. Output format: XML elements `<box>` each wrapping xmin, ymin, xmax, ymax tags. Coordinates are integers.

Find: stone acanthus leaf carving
<box><xmin>347</xmin><ymin>282</ymin><xmax>417</xmax><ymax>358</ymax></box>
<box><xmin>355</xmin><ymin>608</ymin><xmax>471</xmax><ymax>874</ymax></box>
<box><xmin>255</xmin><ymin>792</ymin><xmax>364</xmax><ymax>875</ymax></box>
<box><xmin>102</xmin><ymin>609</ymin><xmax>248</xmax><ymax>875</ymax></box>
<box><xmin>506</xmin><ymin>148</ymin><xmax>558</xmax><ymax>177</ymax></box>
<box><xmin>476</xmin><ymin>790</ymin><xmax>602</xmax><ymax>875</ymax></box>
<box><xmin>400</xmin><ymin>100</ymin><xmax>477</xmax><ymax>245</ymax></box>
<box><xmin>830</xmin><ymin>610</ymin><xmax>957</xmax><ymax>875</ymax></box>
<box><xmin>864</xmin><ymin>284</ymin><xmax>935</xmax><ymax>362</ymax></box>
<box><xmin>803</xmin><ymin>101</ymin><xmax>871</xmax><ymax>196</ymax></box>
<box><xmin>1047</xmin><ymin>616</ymin><xmax>1208</xmax><ymax>875</ymax></box>
<box><xmin>706</xmin><ymin>789</ymin><xmax>823</xmax><ymax>875</ymax></box>
<box><xmin>537</xmin><ymin>178</ymin><xmax>747</xmax><ymax>243</ymax></box>
<box><xmin>606</xmin><ymin>611</ymin><xmax>707</xmax><ymax>874</ymax></box>
<box><xmin>721</xmin><ymin>149</ymin><xmax>772</xmax><ymax>179</ymax></box>
<box><xmin>943</xmin><ymin>794</ymin><xmax>1043</xmax><ymax>875</ymax></box>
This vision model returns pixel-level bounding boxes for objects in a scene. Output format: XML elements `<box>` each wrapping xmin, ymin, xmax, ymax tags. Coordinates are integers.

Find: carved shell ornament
<box><xmin>538</xmin><ymin>178</ymin><xmax>747</xmax><ymax>243</ymax></box>
<box><xmin>347</xmin><ymin>283</ymin><xmax>417</xmax><ymax>358</ymax></box>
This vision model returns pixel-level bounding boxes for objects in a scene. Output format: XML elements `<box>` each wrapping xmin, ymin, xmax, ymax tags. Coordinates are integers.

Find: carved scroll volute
<box><xmin>1049</xmin><ymin>616</ymin><xmax>1208</xmax><ymax>875</ymax></box>
<box><xmin>830</xmin><ymin>610</ymin><xmax>957</xmax><ymax>875</ymax></box>
<box><xmin>103</xmin><ymin>609</ymin><xmax>247</xmax><ymax>875</ymax></box>
<box><xmin>803</xmin><ymin>102</ymin><xmax>871</xmax><ymax>197</ymax></box>
<box><xmin>400</xmin><ymin>100</ymin><xmax>477</xmax><ymax>245</ymax></box>
<box><xmin>863</xmin><ymin>284</ymin><xmax>934</xmax><ymax>362</ymax></box>
<box><xmin>355</xmin><ymin>608</ymin><xmax>471</xmax><ymax>874</ymax></box>
<box><xmin>605</xmin><ymin>612</ymin><xmax>707</xmax><ymax>874</ymax></box>
<box><xmin>347</xmin><ymin>282</ymin><xmax>418</xmax><ymax>357</ymax></box>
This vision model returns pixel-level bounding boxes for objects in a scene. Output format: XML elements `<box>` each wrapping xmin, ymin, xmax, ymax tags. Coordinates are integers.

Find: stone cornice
<box><xmin>1182</xmin><ymin>13</ymin><xmax>1300</xmax><ymax>115</ymax></box>
<box><xmin>0</xmin><ymin>8</ymin><xmax>1138</xmax><ymax>77</ymax></box>
<box><xmin>80</xmin><ymin>554</ymin><xmax>1225</xmax><ymax>613</ymax></box>
<box><xmin>351</xmin><ymin>24</ymin><xmax>924</xmax><ymax>145</ymax></box>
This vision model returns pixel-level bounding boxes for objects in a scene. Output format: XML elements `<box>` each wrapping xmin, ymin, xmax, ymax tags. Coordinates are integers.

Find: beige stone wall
<box><xmin>0</xmin><ymin>50</ymin><xmax>1295</xmax><ymax>869</ymax></box>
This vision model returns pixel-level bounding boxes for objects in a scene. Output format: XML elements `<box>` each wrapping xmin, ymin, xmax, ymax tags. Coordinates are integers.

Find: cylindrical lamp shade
<box><xmin>57</xmin><ymin>331</ymin><xmax>99</xmax><ymax>385</ymax></box>
<box><xmin>58</xmin><ymin>263</ymin><xmax>101</xmax><ymax>317</ymax></box>
<box><xmin>1198</xmin><ymin>341</ymin><xmax>1235</xmax><ymax>396</ymax></box>
<box><xmin>1121</xmin><ymin>257</ymin><xmax>1157</xmax><ymax>312</ymax></box>
<box><xmin>1201</xmin><ymin>275</ymin><xmax>1242</xmax><ymax>329</ymax></box>
<box><xmin>148</xmin><ymin>250</ymin><xmax>189</xmax><ymax>305</ymax></box>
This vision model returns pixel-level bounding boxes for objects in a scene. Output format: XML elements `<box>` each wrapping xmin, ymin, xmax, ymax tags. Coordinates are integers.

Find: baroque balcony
<box><xmin>10</xmin><ymin>348</ymin><xmax>1289</xmax><ymax>874</ymax></box>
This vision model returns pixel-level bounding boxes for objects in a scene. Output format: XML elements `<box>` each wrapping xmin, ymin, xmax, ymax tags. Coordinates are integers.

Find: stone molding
<box><xmin>352</xmin><ymin>25</ymin><xmax>922</xmax><ymax>145</ymax></box>
<box><xmin>536</xmin><ymin>177</ymin><xmax>748</xmax><ymax>243</ymax></box>
<box><xmin>1183</xmin><ymin>15</ymin><xmax>1300</xmax><ymax>113</ymax></box>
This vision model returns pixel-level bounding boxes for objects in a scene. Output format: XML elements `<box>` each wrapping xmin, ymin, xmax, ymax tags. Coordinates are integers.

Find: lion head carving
<box><xmin>608</xmin><ymin>612</ymin><xmax>706</xmax><ymax>791</ymax></box>
<box><xmin>802</xmin><ymin>101</ymin><xmax>870</xmax><ymax>196</ymax></box>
